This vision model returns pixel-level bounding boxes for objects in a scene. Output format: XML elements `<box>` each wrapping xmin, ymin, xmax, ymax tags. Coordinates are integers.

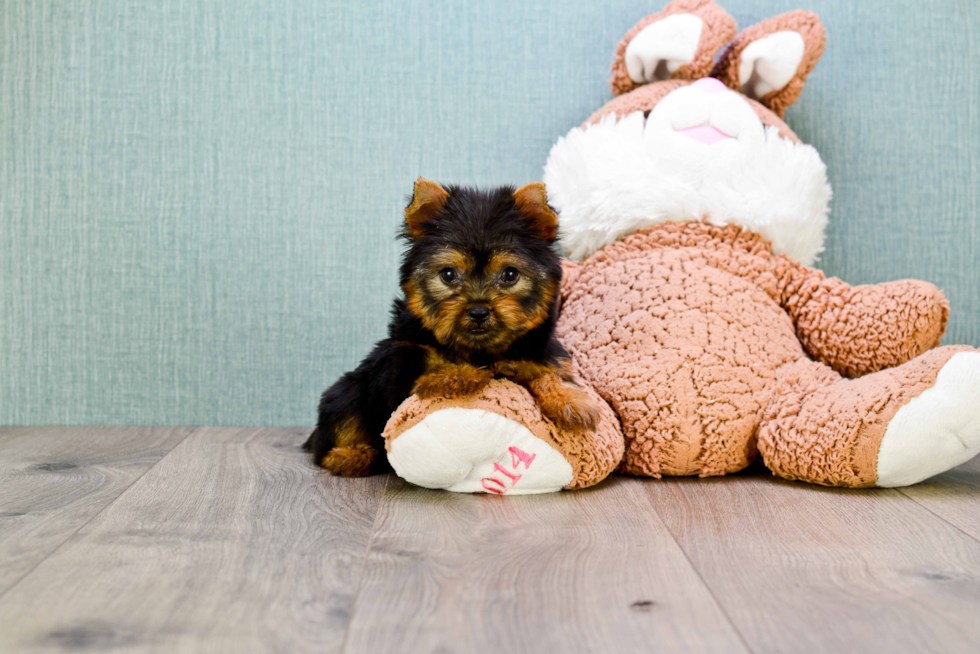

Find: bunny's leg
<box><xmin>383</xmin><ymin>380</ymin><xmax>624</xmax><ymax>494</ymax></box>
<box><xmin>758</xmin><ymin>346</ymin><xmax>980</xmax><ymax>488</ymax></box>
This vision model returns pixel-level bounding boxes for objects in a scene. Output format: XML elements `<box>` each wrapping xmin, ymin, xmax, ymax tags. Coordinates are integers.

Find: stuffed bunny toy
<box><xmin>382</xmin><ymin>0</ymin><xmax>980</xmax><ymax>494</ymax></box>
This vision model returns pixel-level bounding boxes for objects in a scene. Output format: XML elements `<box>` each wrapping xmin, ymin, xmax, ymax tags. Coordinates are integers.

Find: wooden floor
<box><xmin>1</xmin><ymin>427</ymin><xmax>980</xmax><ymax>653</ymax></box>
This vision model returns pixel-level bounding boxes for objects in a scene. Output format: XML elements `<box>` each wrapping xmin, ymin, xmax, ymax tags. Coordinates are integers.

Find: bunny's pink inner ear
<box><xmin>610</xmin><ymin>0</ymin><xmax>737</xmax><ymax>96</ymax></box>
<box><xmin>711</xmin><ymin>10</ymin><xmax>827</xmax><ymax>117</ymax></box>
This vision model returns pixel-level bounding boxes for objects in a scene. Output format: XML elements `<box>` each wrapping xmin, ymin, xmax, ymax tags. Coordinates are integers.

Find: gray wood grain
<box><xmin>645</xmin><ymin>470</ymin><xmax>980</xmax><ymax>654</ymax></box>
<box><xmin>0</xmin><ymin>427</ymin><xmax>386</xmax><ymax>654</ymax></box>
<box><xmin>4</xmin><ymin>425</ymin><xmax>980</xmax><ymax>654</ymax></box>
<box><xmin>0</xmin><ymin>426</ymin><xmax>192</xmax><ymax>597</ymax></box>
<box><xmin>898</xmin><ymin>459</ymin><xmax>980</xmax><ymax>542</ymax></box>
<box><xmin>342</xmin><ymin>476</ymin><xmax>747</xmax><ymax>654</ymax></box>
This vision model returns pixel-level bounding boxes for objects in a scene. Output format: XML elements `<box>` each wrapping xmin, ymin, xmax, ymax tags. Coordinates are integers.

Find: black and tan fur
<box><xmin>304</xmin><ymin>179</ymin><xmax>599</xmax><ymax>476</ymax></box>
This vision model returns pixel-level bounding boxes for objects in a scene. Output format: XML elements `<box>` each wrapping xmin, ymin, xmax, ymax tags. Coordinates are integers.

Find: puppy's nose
<box><xmin>467</xmin><ymin>305</ymin><xmax>491</xmax><ymax>324</ymax></box>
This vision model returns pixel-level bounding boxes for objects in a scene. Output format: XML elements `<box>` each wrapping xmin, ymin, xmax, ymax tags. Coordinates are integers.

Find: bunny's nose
<box><xmin>468</xmin><ymin>305</ymin><xmax>491</xmax><ymax>324</ymax></box>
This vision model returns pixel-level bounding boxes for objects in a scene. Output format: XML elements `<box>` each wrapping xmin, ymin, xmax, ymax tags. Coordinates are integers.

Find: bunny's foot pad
<box><xmin>388</xmin><ymin>408</ymin><xmax>573</xmax><ymax>494</ymax></box>
<box><xmin>877</xmin><ymin>351</ymin><xmax>980</xmax><ymax>487</ymax></box>
<box><xmin>383</xmin><ymin>379</ymin><xmax>625</xmax><ymax>493</ymax></box>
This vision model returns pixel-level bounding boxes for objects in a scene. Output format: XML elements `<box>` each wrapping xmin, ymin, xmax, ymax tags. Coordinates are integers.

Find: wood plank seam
<box><xmin>895</xmin><ymin>488</ymin><xmax>980</xmax><ymax>545</ymax></box>
<box><xmin>0</xmin><ymin>426</ymin><xmax>197</xmax><ymax>604</ymax></box>
<box><xmin>338</xmin><ymin>473</ymin><xmax>391</xmax><ymax>654</ymax></box>
<box><xmin>340</xmin><ymin>477</ymin><xmax>754</xmax><ymax>652</ymax></box>
<box><xmin>634</xmin><ymin>481</ymin><xmax>759</xmax><ymax>654</ymax></box>
<box><xmin>640</xmin><ymin>475</ymin><xmax>980</xmax><ymax>653</ymax></box>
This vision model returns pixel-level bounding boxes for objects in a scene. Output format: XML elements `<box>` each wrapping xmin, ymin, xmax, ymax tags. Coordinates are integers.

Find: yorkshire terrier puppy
<box><xmin>305</xmin><ymin>178</ymin><xmax>600</xmax><ymax>476</ymax></box>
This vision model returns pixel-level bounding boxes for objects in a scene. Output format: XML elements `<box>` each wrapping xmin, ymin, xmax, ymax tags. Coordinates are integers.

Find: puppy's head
<box><xmin>400</xmin><ymin>179</ymin><xmax>562</xmax><ymax>353</ymax></box>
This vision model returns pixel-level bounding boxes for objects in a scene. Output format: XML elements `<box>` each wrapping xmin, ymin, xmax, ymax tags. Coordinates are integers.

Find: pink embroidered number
<box><xmin>509</xmin><ymin>446</ymin><xmax>536</xmax><ymax>469</ymax></box>
<box><xmin>493</xmin><ymin>461</ymin><xmax>521</xmax><ymax>484</ymax></box>
<box><xmin>480</xmin><ymin>447</ymin><xmax>535</xmax><ymax>495</ymax></box>
<box><xmin>480</xmin><ymin>478</ymin><xmax>507</xmax><ymax>494</ymax></box>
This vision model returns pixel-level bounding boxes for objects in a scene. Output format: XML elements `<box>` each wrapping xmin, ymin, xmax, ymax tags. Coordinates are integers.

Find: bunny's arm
<box><xmin>777</xmin><ymin>259</ymin><xmax>949</xmax><ymax>378</ymax></box>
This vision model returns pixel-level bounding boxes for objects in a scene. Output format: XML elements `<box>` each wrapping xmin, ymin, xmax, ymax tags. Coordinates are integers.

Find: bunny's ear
<box><xmin>610</xmin><ymin>0</ymin><xmax>737</xmax><ymax>96</ymax></box>
<box><xmin>711</xmin><ymin>10</ymin><xmax>826</xmax><ymax>116</ymax></box>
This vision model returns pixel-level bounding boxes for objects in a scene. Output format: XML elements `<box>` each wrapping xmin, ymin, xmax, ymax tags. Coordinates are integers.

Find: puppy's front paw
<box><xmin>537</xmin><ymin>383</ymin><xmax>600</xmax><ymax>432</ymax></box>
<box><xmin>414</xmin><ymin>366</ymin><xmax>493</xmax><ymax>399</ymax></box>
<box><xmin>491</xmin><ymin>360</ymin><xmax>522</xmax><ymax>379</ymax></box>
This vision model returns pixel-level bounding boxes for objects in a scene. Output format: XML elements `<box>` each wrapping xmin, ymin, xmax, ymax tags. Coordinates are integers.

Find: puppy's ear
<box><xmin>514</xmin><ymin>182</ymin><xmax>558</xmax><ymax>241</ymax></box>
<box><xmin>405</xmin><ymin>178</ymin><xmax>450</xmax><ymax>238</ymax></box>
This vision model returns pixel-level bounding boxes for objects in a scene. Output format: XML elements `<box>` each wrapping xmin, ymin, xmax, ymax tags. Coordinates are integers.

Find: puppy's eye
<box><xmin>500</xmin><ymin>267</ymin><xmax>520</xmax><ymax>285</ymax></box>
<box><xmin>439</xmin><ymin>268</ymin><xmax>458</xmax><ymax>284</ymax></box>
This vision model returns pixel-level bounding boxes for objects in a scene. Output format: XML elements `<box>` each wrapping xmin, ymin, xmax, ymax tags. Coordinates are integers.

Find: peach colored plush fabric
<box><xmin>757</xmin><ymin>346</ymin><xmax>971</xmax><ymax>487</ymax></box>
<box><xmin>384</xmin><ymin>222</ymin><xmax>962</xmax><ymax>489</ymax></box>
<box><xmin>610</xmin><ymin>0</ymin><xmax>738</xmax><ymax>96</ymax></box>
<box><xmin>783</xmin><ymin>277</ymin><xmax>948</xmax><ymax>378</ymax></box>
<box><xmin>383</xmin><ymin>379</ymin><xmax>624</xmax><ymax>490</ymax></box>
<box><xmin>555</xmin><ymin>222</ymin><xmax>952</xmax><ymax>486</ymax></box>
<box><xmin>711</xmin><ymin>10</ymin><xmax>827</xmax><ymax>117</ymax></box>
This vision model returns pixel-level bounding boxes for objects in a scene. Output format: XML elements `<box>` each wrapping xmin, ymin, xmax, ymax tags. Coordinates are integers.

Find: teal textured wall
<box><xmin>1</xmin><ymin>0</ymin><xmax>978</xmax><ymax>426</ymax></box>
